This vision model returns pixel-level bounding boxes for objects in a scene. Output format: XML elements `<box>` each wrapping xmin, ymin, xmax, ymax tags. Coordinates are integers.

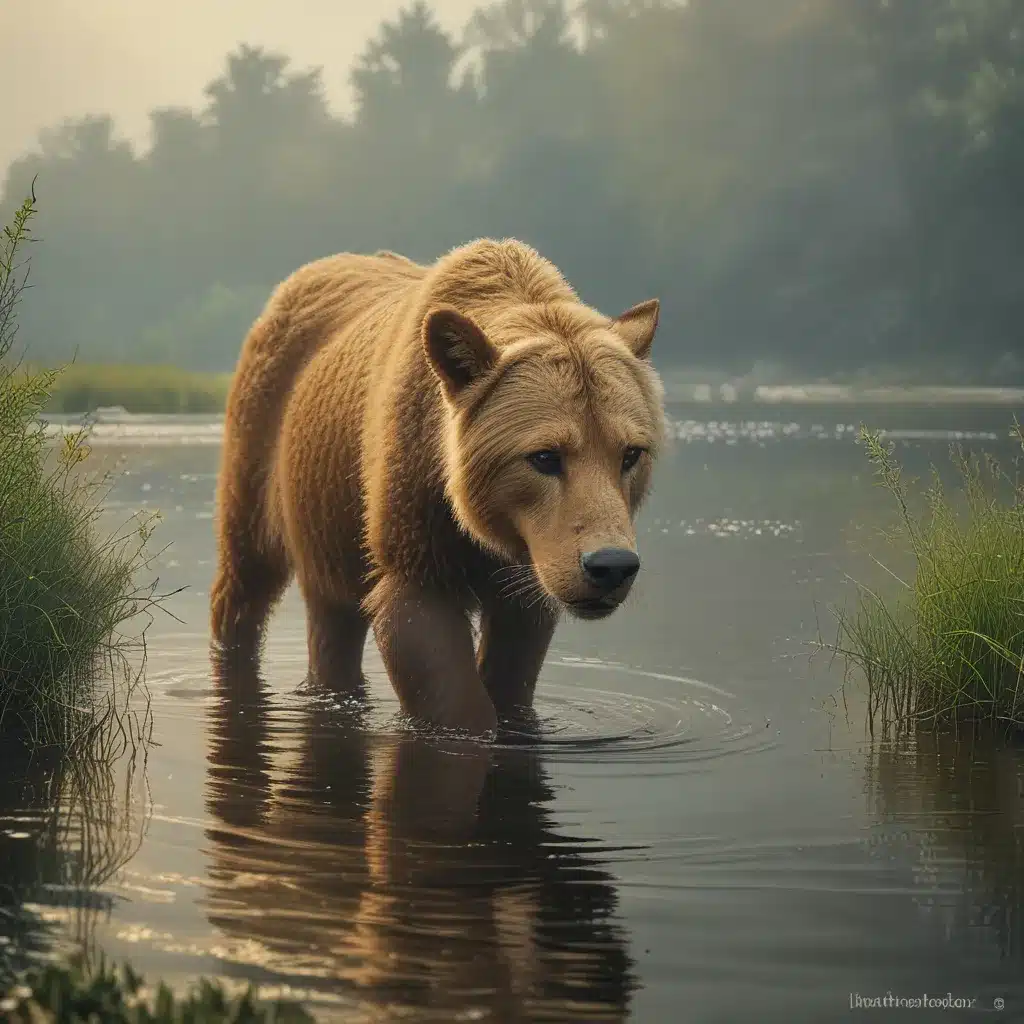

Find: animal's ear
<box><xmin>612</xmin><ymin>298</ymin><xmax>660</xmax><ymax>360</ymax></box>
<box><xmin>423</xmin><ymin>306</ymin><xmax>499</xmax><ymax>401</ymax></box>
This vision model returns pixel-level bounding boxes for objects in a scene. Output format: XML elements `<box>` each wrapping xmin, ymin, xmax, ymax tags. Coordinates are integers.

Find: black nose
<box><xmin>580</xmin><ymin>547</ymin><xmax>640</xmax><ymax>592</ymax></box>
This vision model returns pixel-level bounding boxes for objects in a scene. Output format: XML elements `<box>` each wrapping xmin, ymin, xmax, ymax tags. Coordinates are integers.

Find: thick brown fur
<box><xmin>210</xmin><ymin>238</ymin><xmax>665</xmax><ymax>734</ymax></box>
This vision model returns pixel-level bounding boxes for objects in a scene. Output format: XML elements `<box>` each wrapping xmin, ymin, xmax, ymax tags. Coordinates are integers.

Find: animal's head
<box><xmin>423</xmin><ymin>298</ymin><xmax>665</xmax><ymax>620</ymax></box>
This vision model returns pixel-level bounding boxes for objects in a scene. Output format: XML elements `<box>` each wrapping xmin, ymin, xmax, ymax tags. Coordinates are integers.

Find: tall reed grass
<box><xmin>831</xmin><ymin>424</ymin><xmax>1024</xmax><ymax>736</ymax></box>
<box><xmin>0</xmin><ymin>186</ymin><xmax>167</xmax><ymax>746</ymax></box>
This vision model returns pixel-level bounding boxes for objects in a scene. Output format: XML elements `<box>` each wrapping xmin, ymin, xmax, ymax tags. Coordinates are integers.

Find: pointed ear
<box><xmin>423</xmin><ymin>306</ymin><xmax>499</xmax><ymax>401</ymax></box>
<box><xmin>612</xmin><ymin>298</ymin><xmax>660</xmax><ymax>360</ymax></box>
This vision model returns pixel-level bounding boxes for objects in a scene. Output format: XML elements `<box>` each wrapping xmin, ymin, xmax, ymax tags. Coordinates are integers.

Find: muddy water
<box><xmin>3</xmin><ymin>407</ymin><xmax>1024</xmax><ymax>1022</ymax></box>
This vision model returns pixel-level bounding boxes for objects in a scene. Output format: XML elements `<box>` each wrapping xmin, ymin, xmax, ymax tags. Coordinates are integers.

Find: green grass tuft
<box><xmin>0</xmin><ymin>186</ymin><xmax>168</xmax><ymax>746</ymax></box>
<box><xmin>1</xmin><ymin>956</ymin><xmax>314</xmax><ymax>1023</ymax></box>
<box><xmin>831</xmin><ymin>424</ymin><xmax>1024</xmax><ymax>736</ymax></box>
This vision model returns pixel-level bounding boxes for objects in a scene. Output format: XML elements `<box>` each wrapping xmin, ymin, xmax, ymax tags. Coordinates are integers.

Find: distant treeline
<box><xmin>2</xmin><ymin>0</ymin><xmax>1021</xmax><ymax>379</ymax></box>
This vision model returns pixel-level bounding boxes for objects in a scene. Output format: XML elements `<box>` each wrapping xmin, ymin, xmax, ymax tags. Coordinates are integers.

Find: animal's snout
<box><xmin>580</xmin><ymin>547</ymin><xmax>640</xmax><ymax>593</ymax></box>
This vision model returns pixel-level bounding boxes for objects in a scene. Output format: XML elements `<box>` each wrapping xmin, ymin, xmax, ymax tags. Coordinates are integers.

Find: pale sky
<box><xmin>0</xmin><ymin>0</ymin><xmax>482</xmax><ymax>175</ymax></box>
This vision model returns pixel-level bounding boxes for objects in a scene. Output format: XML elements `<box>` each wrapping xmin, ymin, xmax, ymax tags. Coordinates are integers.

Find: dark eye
<box><xmin>526</xmin><ymin>449</ymin><xmax>563</xmax><ymax>476</ymax></box>
<box><xmin>622</xmin><ymin>446</ymin><xmax>645</xmax><ymax>472</ymax></box>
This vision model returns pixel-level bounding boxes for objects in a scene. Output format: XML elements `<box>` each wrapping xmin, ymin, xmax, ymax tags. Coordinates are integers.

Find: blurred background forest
<box><xmin>2</xmin><ymin>0</ymin><xmax>1022</xmax><ymax>384</ymax></box>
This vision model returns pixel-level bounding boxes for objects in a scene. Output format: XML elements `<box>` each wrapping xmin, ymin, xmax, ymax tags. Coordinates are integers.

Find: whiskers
<box><xmin>492</xmin><ymin>562</ymin><xmax>542</xmax><ymax>602</ymax></box>
<box><xmin>491</xmin><ymin>561</ymin><xmax>558</xmax><ymax>613</ymax></box>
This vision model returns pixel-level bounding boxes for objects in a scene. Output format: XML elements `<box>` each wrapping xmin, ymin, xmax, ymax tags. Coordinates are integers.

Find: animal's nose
<box><xmin>580</xmin><ymin>547</ymin><xmax>640</xmax><ymax>592</ymax></box>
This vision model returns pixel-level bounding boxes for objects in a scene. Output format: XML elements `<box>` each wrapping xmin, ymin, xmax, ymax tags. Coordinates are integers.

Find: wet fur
<box><xmin>210</xmin><ymin>238</ymin><xmax>665</xmax><ymax>734</ymax></box>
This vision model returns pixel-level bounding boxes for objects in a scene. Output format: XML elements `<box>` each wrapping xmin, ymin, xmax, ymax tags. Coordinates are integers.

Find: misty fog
<box><xmin>2</xmin><ymin>0</ymin><xmax>1021</xmax><ymax>382</ymax></box>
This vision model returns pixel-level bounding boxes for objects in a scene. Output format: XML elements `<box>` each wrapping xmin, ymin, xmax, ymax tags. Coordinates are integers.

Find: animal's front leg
<box><xmin>370</xmin><ymin>577</ymin><xmax>498</xmax><ymax>735</ymax></box>
<box><xmin>477</xmin><ymin>598</ymin><xmax>558</xmax><ymax>719</ymax></box>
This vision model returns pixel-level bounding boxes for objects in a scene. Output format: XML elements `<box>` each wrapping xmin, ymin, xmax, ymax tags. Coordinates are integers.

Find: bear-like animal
<box><xmin>210</xmin><ymin>238</ymin><xmax>665</xmax><ymax>735</ymax></box>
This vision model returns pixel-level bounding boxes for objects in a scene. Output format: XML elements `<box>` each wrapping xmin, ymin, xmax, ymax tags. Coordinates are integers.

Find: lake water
<box><xmin>3</xmin><ymin>404</ymin><xmax>1023</xmax><ymax>1022</ymax></box>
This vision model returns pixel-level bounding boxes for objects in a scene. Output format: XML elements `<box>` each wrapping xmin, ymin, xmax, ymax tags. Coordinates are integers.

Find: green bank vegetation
<box><xmin>832</xmin><ymin>424</ymin><xmax>1024</xmax><ymax>736</ymax></box>
<box><xmin>2</xmin><ymin>957</ymin><xmax>313</xmax><ymax>1023</ymax></box>
<box><xmin>0</xmin><ymin>191</ymin><xmax>311</xmax><ymax>1022</ymax></box>
<box><xmin>0</xmin><ymin>187</ymin><xmax>165</xmax><ymax>746</ymax></box>
<box><xmin>38</xmin><ymin>362</ymin><xmax>232</xmax><ymax>415</ymax></box>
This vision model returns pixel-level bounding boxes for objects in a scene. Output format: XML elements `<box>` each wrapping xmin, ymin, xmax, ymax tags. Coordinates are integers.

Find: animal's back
<box><xmin>231</xmin><ymin>251</ymin><xmax>423</xmax><ymax>458</ymax></box>
<box><xmin>211</xmin><ymin>251</ymin><xmax>425</xmax><ymax>644</ymax></box>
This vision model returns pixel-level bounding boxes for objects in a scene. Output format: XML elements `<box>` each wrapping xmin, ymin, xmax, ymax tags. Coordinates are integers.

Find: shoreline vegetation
<box><xmin>0</xmin><ymin>187</ymin><xmax>166</xmax><ymax>747</ymax></box>
<box><xmin>2</xmin><ymin>957</ymin><xmax>313</xmax><ymax>1023</ymax></box>
<box><xmin>24</xmin><ymin>360</ymin><xmax>1024</xmax><ymax>417</ymax></box>
<box><xmin>830</xmin><ymin>424</ymin><xmax>1024</xmax><ymax>737</ymax></box>
<box><xmin>35</xmin><ymin>362</ymin><xmax>232</xmax><ymax>416</ymax></box>
<box><xmin>0</xmin><ymin>194</ymin><xmax>313</xmax><ymax>1021</ymax></box>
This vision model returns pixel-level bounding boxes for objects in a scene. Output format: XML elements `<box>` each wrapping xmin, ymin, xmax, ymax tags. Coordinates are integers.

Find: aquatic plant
<box><xmin>0</xmin><ymin>185</ymin><xmax>167</xmax><ymax>745</ymax></box>
<box><xmin>1</xmin><ymin>956</ymin><xmax>314</xmax><ymax>1023</ymax></box>
<box><xmin>831</xmin><ymin>424</ymin><xmax>1024</xmax><ymax>735</ymax></box>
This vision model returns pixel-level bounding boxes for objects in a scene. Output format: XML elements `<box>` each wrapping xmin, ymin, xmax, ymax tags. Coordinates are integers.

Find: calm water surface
<box><xmin>3</xmin><ymin>404</ymin><xmax>1024</xmax><ymax>1022</ymax></box>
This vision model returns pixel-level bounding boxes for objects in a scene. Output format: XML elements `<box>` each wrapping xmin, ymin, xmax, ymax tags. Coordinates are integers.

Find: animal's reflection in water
<box><xmin>204</xmin><ymin>653</ymin><xmax>636</xmax><ymax>1020</ymax></box>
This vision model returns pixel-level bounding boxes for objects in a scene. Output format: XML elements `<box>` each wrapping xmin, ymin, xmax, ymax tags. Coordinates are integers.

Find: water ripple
<box><xmin>501</xmin><ymin>656</ymin><xmax>776</xmax><ymax>771</ymax></box>
<box><xmin>142</xmin><ymin>634</ymin><xmax>774</xmax><ymax>774</ymax></box>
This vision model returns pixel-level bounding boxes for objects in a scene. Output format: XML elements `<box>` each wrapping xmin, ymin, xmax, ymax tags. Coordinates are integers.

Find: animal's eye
<box><xmin>525</xmin><ymin>449</ymin><xmax>563</xmax><ymax>476</ymax></box>
<box><xmin>622</xmin><ymin>446</ymin><xmax>646</xmax><ymax>472</ymax></box>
